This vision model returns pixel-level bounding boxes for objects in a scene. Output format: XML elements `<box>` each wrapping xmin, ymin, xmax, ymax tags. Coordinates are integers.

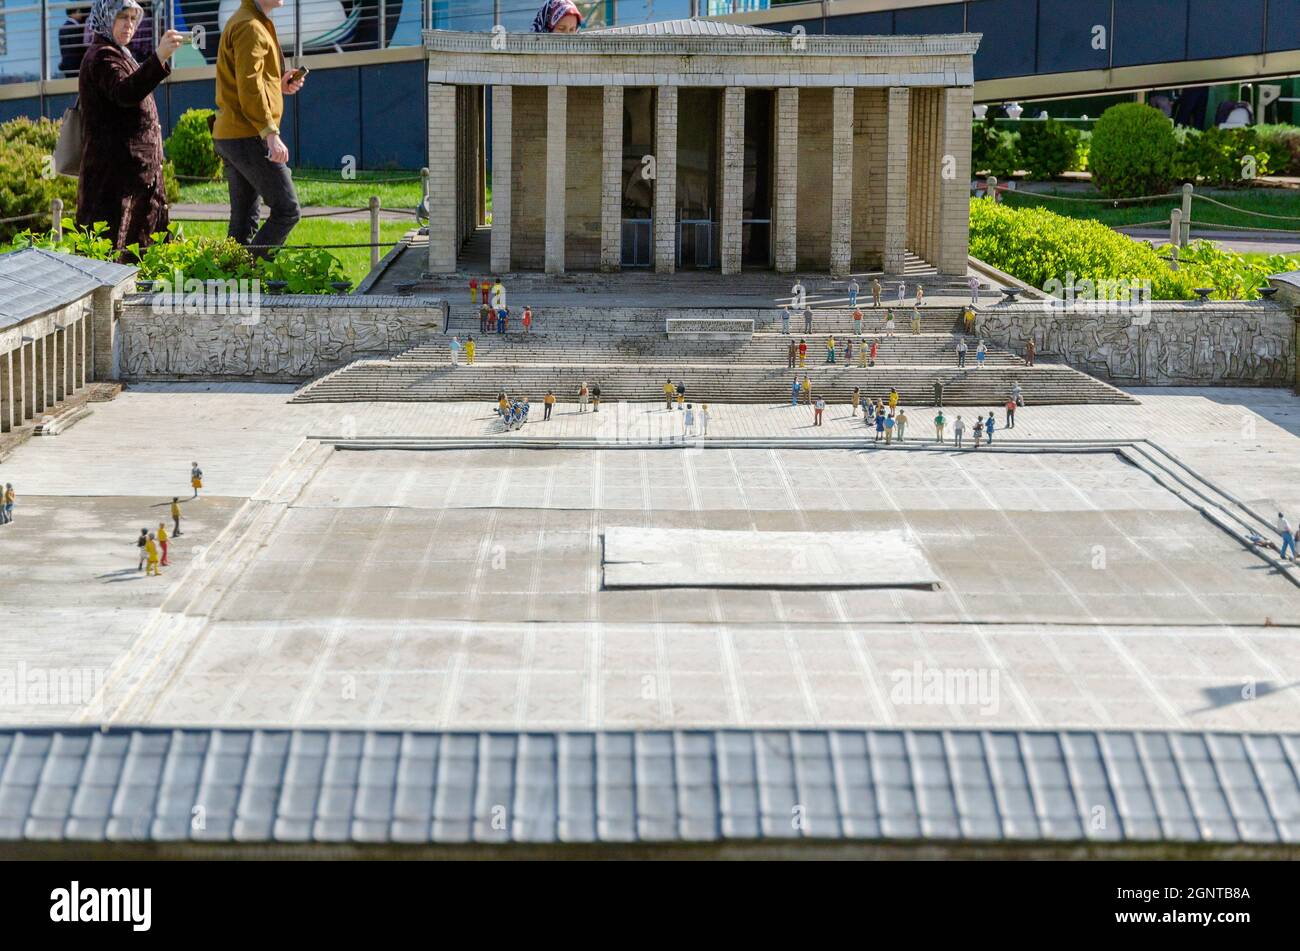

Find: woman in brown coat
<box><xmin>76</xmin><ymin>0</ymin><xmax>185</xmax><ymax>258</ymax></box>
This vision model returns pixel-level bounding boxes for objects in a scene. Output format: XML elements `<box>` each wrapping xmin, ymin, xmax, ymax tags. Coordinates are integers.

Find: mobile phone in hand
<box><xmin>289</xmin><ymin>66</ymin><xmax>310</xmax><ymax>83</ymax></box>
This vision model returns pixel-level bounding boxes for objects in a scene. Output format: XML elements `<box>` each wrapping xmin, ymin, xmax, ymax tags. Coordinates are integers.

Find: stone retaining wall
<box><xmin>976</xmin><ymin>300</ymin><xmax>1296</xmax><ymax>387</ymax></box>
<box><xmin>117</xmin><ymin>295</ymin><xmax>447</xmax><ymax>383</ymax></box>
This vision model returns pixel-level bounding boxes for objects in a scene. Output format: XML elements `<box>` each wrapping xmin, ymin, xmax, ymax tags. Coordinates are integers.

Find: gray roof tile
<box><xmin>2</xmin><ymin>727</ymin><xmax>1299</xmax><ymax>848</ymax></box>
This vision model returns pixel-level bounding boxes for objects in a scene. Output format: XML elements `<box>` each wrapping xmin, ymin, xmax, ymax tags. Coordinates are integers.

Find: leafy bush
<box><xmin>256</xmin><ymin>246</ymin><xmax>347</xmax><ymax>293</ymax></box>
<box><xmin>1255</xmin><ymin>124</ymin><xmax>1300</xmax><ymax>176</ymax></box>
<box><xmin>132</xmin><ymin>224</ymin><xmax>256</xmax><ymax>282</ymax></box>
<box><xmin>1071</xmin><ymin>129</ymin><xmax>1091</xmax><ymax>172</ymax></box>
<box><xmin>971</xmin><ymin>122</ymin><xmax>1019</xmax><ymax>179</ymax></box>
<box><xmin>0</xmin><ymin>117</ymin><xmax>78</xmax><ymax>242</ymax></box>
<box><xmin>1088</xmin><ymin>103</ymin><xmax>1177</xmax><ymax>198</ymax></box>
<box><xmin>968</xmin><ymin>198</ymin><xmax>1197</xmax><ymax>299</ymax></box>
<box><xmin>1016</xmin><ymin>119</ymin><xmax>1080</xmax><ymax>180</ymax></box>
<box><xmin>164</xmin><ymin>108</ymin><xmax>222</xmax><ymax>181</ymax></box>
<box><xmin>1174</xmin><ymin>126</ymin><xmax>1271</xmax><ymax>187</ymax></box>
<box><xmin>5</xmin><ymin>221</ymin><xmax>346</xmax><ymax>294</ymax></box>
<box><xmin>1168</xmin><ymin>240</ymin><xmax>1300</xmax><ymax>300</ymax></box>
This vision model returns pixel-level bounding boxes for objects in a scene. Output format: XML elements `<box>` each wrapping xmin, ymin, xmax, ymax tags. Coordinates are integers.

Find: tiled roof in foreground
<box><xmin>1</xmin><ymin>728</ymin><xmax>1297</xmax><ymax>846</ymax></box>
<box><xmin>0</xmin><ymin>248</ymin><xmax>136</xmax><ymax>327</ymax></box>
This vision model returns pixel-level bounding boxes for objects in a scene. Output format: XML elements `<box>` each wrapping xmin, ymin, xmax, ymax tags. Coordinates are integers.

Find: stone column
<box><xmin>427</xmin><ymin>83</ymin><xmax>458</xmax><ymax>274</ymax></box>
<box><xmin>490</xmin><ymin>85</ymin><xmax>513</xmax><ymax>273</ymax></box>
<box><xmin>882</xmin><ymin>86</ymin><xmax>911</xmax><ymax>276</ymax></box>
<box><xmin>936</xmin><ymin>86</ymin><xmax>974</xmax><ymax>276</ymax></box>
<box><xmin>774</xmin><ymin>88</ymin><xmax>798</xmax><ymax>274</ymax></box>
<box><xmin>54</xmin><ymin>327</ymin><xmax>66</xmax><ymax>402</ymax></box>
<box><xmin>34</xmin><ymin>335</ymin><xmax>47</xmax><ymax>414</ymax></box>
<box><xmin>92</xmin><ymin>286</ymin><xmax>115</xmax><ymax>381</ymax></box>
<box><xmin>0</xmin><ymin>349</ymin><xmax>13</xmax><ymax>433</ymax></box>
<box><xmin>600</xmin><ymin>85</ymin><xmax>624</xmax><ymax>272</ymax></box>
<box><xmin>75</xmin><ymin>316</ymin><xmax>87</xmax><ymax>389</ymax></box>
<box><xmin>830</xmin><ymin>87</ymin><xmax>854</xmax><ymax>278</ymax></box>
<box><xmin>545</xmin><ymin>85</ymin><xmax>567</xmax><ymax>275</ymax></box>
<box><xmin>654</xmin><ymin>86</ymin><xmax>678</xmax><ymax>274</ymax></box>
<box><xmin>21</xmin><ymin>343</ymin><xmax>35</xmax><ymax>420</ymax></box>
<box><xmin>720</xmin><ymin>87</ymin><xmax>746</xmax><ymax>276</ymax></box>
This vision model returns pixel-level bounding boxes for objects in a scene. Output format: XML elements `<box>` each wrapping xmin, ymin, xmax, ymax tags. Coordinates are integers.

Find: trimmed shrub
<box><xmin>1174</xmin><ymin>126</ymin><xmax>1271</xmax><ymax>187</ymax></box>
<box><xmin>1255</xmin><ymin>124</ymin><xmax>1300</xmax><ymax>176</ymax></box>
<box><xmin>0</xmin><ymin>117</ymin><xmax>78</xmax><ymax>242</ymax></box>
<box><xmin>1017</xmin><ymin>119</ymin><xmax>1080</xmax><ymax>180</ymax></box>
<box><xmin>968</xmin><ymin>198</ymin><xmax>1197</xmax><ymax>299</ymax></box>
<box><xmin>165</xmin><ymin>108</ymin><xmax>222</xmax><ymax>181</ymax></box>
<box><xmin>1088</xmin><ymin>103</ymin><xmax>1177</xmax><ymax>198</ymax></box>
<box><xmin>971</xmin><ymin>122</ymin><xmax>1019</xmax><ymax>179</ymax></box>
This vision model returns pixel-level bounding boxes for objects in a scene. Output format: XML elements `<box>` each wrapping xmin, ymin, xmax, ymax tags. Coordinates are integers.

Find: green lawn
<box><xmin>1001</xmin><ymin>186</ymin><xmax>1300</xmax><ymax>232</ymax></box>
<box><xmin>176</xmin><ymin>218</ymin><xmax>415</xmax><ymax>289</ymax></box>
<box><xmin>179</xmin><ymin>169</ymin><xmax>424</xmax><ymax>210</ymax></box>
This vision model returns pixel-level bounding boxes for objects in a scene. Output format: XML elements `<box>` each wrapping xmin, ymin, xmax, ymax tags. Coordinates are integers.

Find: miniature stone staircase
<box><xmin>292</xmin><ymin>303</ymin><xmax>1135</xmax><ymax>407</ymax></box>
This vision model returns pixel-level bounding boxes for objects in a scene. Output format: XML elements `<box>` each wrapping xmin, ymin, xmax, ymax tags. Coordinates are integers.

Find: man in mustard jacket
<box><xmin>212</xmin><ymin>0</ymin><xmax>305</xmax><ymax>256</ymax></box>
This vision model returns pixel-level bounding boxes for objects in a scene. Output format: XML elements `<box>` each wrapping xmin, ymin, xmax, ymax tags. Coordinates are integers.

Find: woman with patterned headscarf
<box><xmin>532</xmin><ymin>0</ymin><xmax>583</xmax><ymax>33</ymax></box>
<box><xmin>75</xmin><ymin>0</ymin><xmax>186</xmax><ymax>258</ymax></box>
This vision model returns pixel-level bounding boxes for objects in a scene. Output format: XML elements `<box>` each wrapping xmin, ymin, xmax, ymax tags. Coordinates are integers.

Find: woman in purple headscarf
<box><xmin>532</xmin><ymin>0</ymin><xmax>583</xmax><ymax>33</ymax></box>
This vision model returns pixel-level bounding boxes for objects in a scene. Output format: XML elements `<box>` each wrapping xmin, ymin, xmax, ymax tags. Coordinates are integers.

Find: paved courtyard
<box><xmin>1</xmin><ymin>384</ymin><xmax>1299</xmax><ymax>734</ymax></box>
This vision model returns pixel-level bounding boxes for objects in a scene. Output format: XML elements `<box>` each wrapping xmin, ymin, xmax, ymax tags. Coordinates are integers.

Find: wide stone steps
<box><xmin>445</xmin><ymin>306</ymin><xmax>968</xmax><ymax>336</ymax></box>
<box><xmin>292</xmin><ymin>362</ymin><xmax>1133</xmax><ymax>406</ymax></box>
<box><xmin>396</xmin><ymin>334</ymin><xmax>1024</xmax><ymax>367</ymax></box>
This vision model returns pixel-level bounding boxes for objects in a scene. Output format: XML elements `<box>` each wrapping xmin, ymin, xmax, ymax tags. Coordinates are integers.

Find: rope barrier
<box><xmin>1001</xmin><ymin>190</ymin><xmax>1182</xmax><ymax>205</ymax></box>
<box><xmin>0</xmin><ymin>211</ymin><xmax>46</xmax><ymax>226</ymax></box>
<box><xmin>1191</xmin><ymin>193</ymin><xmax>1300</xmax><ymax>221</ymax></box>
<box><xmin>172</xmin><ymin>172</ymin><xmax>423</xmax><ymax>184</ymax></box>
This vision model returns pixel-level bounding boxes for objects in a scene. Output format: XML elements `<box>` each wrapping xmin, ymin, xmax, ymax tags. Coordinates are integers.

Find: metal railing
<box><xmin>0</xmin><ymin>0</ymin><xmax>773</xmax><ymax>82</ymax></box>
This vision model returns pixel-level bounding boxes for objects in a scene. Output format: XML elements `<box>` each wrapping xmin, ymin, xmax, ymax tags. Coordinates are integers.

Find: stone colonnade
<box><xmin>431</xmin><ymin>82</ymin><xmax>972</xmax><ymax>278</ymax></box>
<box><xmin>0</xmin><ymin>304</ymin><xmax>93</xmax><ymax>434</ymax></box>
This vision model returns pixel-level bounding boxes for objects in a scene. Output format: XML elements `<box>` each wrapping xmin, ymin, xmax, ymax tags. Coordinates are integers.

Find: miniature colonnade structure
<box><xmin>423</xmin><ymin>20</ymin><xmax>979</xmax><ymax>278</ymax></box>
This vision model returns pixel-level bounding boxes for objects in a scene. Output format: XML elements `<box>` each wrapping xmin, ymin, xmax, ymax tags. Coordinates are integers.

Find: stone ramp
<box><xmin>292</xmin><ymin>361</ymin><xmax>1132</xmax><ymax>405</ymax></box>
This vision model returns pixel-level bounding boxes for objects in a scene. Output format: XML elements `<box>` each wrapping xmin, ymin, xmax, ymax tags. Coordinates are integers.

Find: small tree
<box><xmin>165</xmin><ymin>108</ymin><xmax>222</xmax><ymax>181</ymax></box>
<box><xmin>1089</xmin><ymin>103</ymin><xmax>1177</xmax><ymax>198</ymax></box>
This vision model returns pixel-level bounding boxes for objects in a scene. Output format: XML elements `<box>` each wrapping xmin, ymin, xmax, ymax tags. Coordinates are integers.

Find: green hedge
<box><xmin>969</xmin><ymin>198</ymin><xmax>1197</xmax><ymax>298</ymax></box>
<box><xmin>969</xmin><ymin>198</ymin><xmax>1297</xmax><ymax>300</ymax></box>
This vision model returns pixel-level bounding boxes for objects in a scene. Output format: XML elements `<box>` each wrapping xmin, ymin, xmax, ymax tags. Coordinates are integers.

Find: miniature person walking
<box><xmin>844</xmin><ymin>337</ymin><xmax>853</xmax><ymax>365</ymax></box>
<box><xmin>801</xmin><ymin>375</ymin><xmax>812</xmax><ymax>406</ymax></box>
<box><xmin>1279</xmin><ymin>513</ymin><xmax>1297</xmax><ymax>561</ymax></box>
<box><xmin>896</xmin><ymin>408</ymin><xmax>908</xmax><ymax>442</ymax></box>
<box><xmin>874</xmin><ymin>411</ymin><xmax>886</xmax><ymax>443</ymax></box>
<box><xmin>985</xmin><ymin>413</ymin><xmax>995</xmax><ymax>444</ymax></box>
<box><xmin>910</xmin><ymin>306</ymin><xmax>921</xmax><ymax>335</ymax></box>
<box><xmin>848</xmin><ymin>278</ymin><xmax>860</xmax><ymax>308</ymax></box>
<box><xmin>973</xmin><ymin>415</ymin><xmax>984</xmax><ymax>448</ymax></box>
<box><xmin>465</xmin><ymin>335</ymin><xmax>476</xmax><ymax>365</ymax></box>
<box><xmin>190</xmin><ymin>462</ymin><xmax>203</xmax><ymax>499</ymax></box>
<box><xmin>136</xmin><ymin>528</ymin><xmax>149</xmax><ymax>571</ymax></box>
<box><xmin>933</xmin><ymin>378</ymin><xmax>944</xmax><ymax>407</ymax></box>
<box><xmin>798</xmin><ymin>339</ymin><xmax>808</xmax><ymax>368</ymax></box>
<box><xmin>591</xmin><ymin>383</ymin><xmax>601</xmax><ymax>413</ymax></box>
<box><xmin>171</xmin><ymin>496</ymin><xmax>182</xmax><ymax>536</ymax></box>
<box><xmin>813</xmin><ymin>396</ymin><xmax>825</xmax><ymax>427</ymax></box>
<box><xmin>826</xmin><ymin>335</ymin><xmax>836</xmax><ymax>364</ymax></box>
<box><xmin>157</xmin><ymin>521</ymin><xmax>170</xmax><ymax>566</ymax></box>
<box><xmin>791</xmin><ymin>376</ymin><xmax>800</xmax><ymax>407</ymax></box>
<box><xmin>852</xmin><ymin>307</ymin><xmax>863</xmax><ymax>336</ymax></box>
<box><xmin>851</xmin><ymin>386</ymin><xmax>861</xmax><ymax>416</ymax></box>
<box><xmin>803</xmin><ymin>306</ymin><xmax>814</xmax><ymax>335</ymax></box>
<box><xmin>544</xmin><ymin>389</ymin><xmax>555</xmax><ymax>420</ymax></box>
<box><xmin>1025</xmin><ymin>339</ymin><xmax>1035</xmax><ymax>366</ymax></box>
<box><xmin>664</xmin><ymin>378</ymin><xmax>676</xmax><ymax>410</ymax></box>
<box><xmin>522</xmin><ymin>305</ymin><xmax>533</xmax><ymax>334</ymax></box>
<box><xmin>787</xmin><ymin>339</ymin><xmax>797</xmax><ymax>369</ymax></box>
<box><xmin>956</xmin><ymin>338</ymin><xmax>968</xmax><ymax>368</ymax></box>
<box><xmin>953</xmin><ymin>415</ymin><xmax>965</xmax><ymax>448</ymax></box>
<box><xmin>0</xmin><ymin>483</ymin><xmax>13</xmax><ymax>524</ymax></box>
<box><xmin>871</xmin><ymin>278</ymin><xmax>882</xmax><ymax>308</ymax></box>
<box><xmin>781</xmin><ymin>306</ymin><xmax>791</xmax><ymax>334</ymax></box>
<box><xmin>578</xmin><ymin>381</ymin><xmax>590</xmax><ymax>412</ymax></box>
<box><xmin>869</xmin><ymin>338</ymin><xmax>879</xmax><ymax>367</ymax></box>
<box><xmin>976</xmin><ymin>339</ymin><xmax>987</xmax><ymax>369</ymax></box>
<box><xmin>967</xmin><ymin>274</ymin><xmax>980</xmax><ymax>305</ymax></box>
<box><xmin>933</xmin><ymin>409</ymin><xmax>946</xmax><ymax>443</ymax></box>
<box><xmin>145</xmin><ymin>532</ymin><xmax>161</xmax><ymax>576</ymax></box>
<box><xmin>700</xmin><ymin>404</ymin><xmax>711</xmax><ymax>435</ymax></box>
<box><xmin>1005</xmin><ymin>398</ymin><xmax>1016</xmax><ymax>429</ymax></box>
<box><xmin>684</xmin><ymin>403</ymin><xmax>696</xmax><ymax>436</ymax></box>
